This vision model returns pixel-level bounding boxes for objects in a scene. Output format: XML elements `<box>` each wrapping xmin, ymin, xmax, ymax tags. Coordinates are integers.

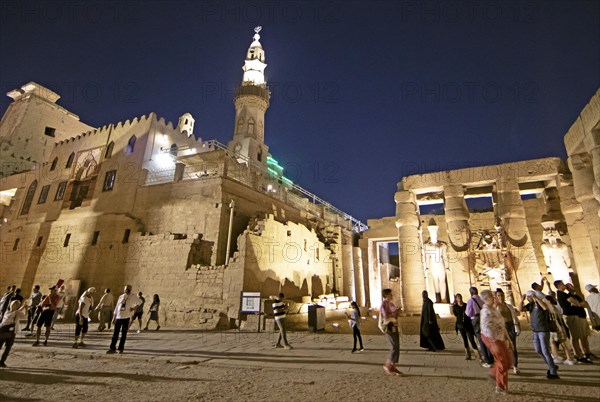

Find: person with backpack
<box><xmin>466</xmin><ymin>286</ymin><xmax>494</xmax><ymax>367</ymax></box>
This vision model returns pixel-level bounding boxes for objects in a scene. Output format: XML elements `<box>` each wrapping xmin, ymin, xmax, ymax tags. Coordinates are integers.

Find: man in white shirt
<box><xmin>585</xmin><ymin>284</ymin><xmax>600</xmax><ymax>330</ymax></box>
<box><xmin>107</xmin><ymin>285</ymin><xmax>141</xmax><ymax>354</ymax></box>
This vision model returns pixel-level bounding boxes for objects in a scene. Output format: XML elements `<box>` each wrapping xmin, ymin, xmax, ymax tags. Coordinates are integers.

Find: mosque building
<box><xmin>0</xmin><ymin>28</ymin><xmax>368</xmax><ymax>327</ymax></box>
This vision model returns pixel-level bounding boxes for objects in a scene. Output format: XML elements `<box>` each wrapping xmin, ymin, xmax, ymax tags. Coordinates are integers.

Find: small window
<box><xmin>304</xmin><ymin>239</ymin><xmax>307</xmax><ymax>251</ymax></box>
<box><xmin>170</xmin><ymin>143</ymin><xmax>178</xmax><ymax>157</ymax></box>
<box><xmin>50</xmin><ymin>157</ymin><xmax>58</xmax><ymax>171</ymax></box>
<box><xmin>38</xmin><ymin>185</ymin><xmax>50</xmax><ymax>204</ymax></box>
<box><xmin>287</xmin><ymin>230</ymin><xmax>292</xmax><ymax>237</ymax></box>
<box><xmin>126</xmin><ymin>136</ymin><xmax>136</xmax><ymax>154</ymax></box>
<box><xmin>44</xmin><ymin>127</ymin><xmax>56</xmax><ymax>137</ymax></box>
<box><xmin>92</xmin><ymin>231</ymin><xmax>100</xmax><ymax>246</ymax></box>
<box><xmin>13</xmin><ymin>238</ymin><xmax>20</xmax><ymax>251</ymax></box>
<box><xmin>55</xmin><ymin>181</ymin><xmax>67</xmax><ymax>201</ymax></box>
<box><xmin>122</xmin><ymin>229</ymin><xmax>131</xmax><ymax>244</ymax></box>
<box><xmin>20</xmin><ymin>180</ymin><xmax>37</xmax><ymax>215</ymax></box>
<box><xmin>103</xmin><ymin>170</ymin><xmax>117</xmax><ymax>191</ymax></box>
<box><xmin>66</xmin><ymin>152</ymin><xmax>75</xmax><ymax>168</ymax></box>
<box><xmin>36</xmin><ymin>236</ymin><xmax>43</xmax><ymax>247</ymax></box>
<box><xmin>105</xmin><ymin>141</ymin><xmax>114</xmax><ymax>159</ymax></box>
<box><xmin>64</xmin><ymin>233</ymin><xmax>71</xmax><ymax>247</ymax></box>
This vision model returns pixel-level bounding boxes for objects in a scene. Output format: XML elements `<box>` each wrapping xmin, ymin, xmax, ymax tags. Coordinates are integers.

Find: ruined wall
<box><xmin>234</xmin><ymin>214</ymin><xmax>332</xmax><ymax>301</ymax></box>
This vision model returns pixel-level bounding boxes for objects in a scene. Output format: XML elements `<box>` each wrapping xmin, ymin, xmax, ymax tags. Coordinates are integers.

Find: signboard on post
<box><xmin>240</xmin><ymin>292</ymin><xmax>262</xmax><ymax>333</ymax></box>
<box><xmin>240</xmin><ymin>292</ymin><xmax>261</xmax><ymax>313</ymax></box>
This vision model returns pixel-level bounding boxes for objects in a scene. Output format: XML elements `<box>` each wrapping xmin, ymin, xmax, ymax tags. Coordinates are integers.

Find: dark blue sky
<box><xmin>1</xmin><ymin>1</ymin><xmax>598</xmax><ymax>223</ymax></box>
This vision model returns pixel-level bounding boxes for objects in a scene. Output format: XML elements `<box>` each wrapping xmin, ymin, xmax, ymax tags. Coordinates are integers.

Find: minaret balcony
<box><xmin>235</xmin><ymin>84</ymin><xmax>271</xmax><ymax>103</ymax></box>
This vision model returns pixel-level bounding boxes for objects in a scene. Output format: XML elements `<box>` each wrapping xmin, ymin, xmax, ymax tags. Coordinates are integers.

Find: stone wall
<box><xmin>233</xmin><ymin>214</ymin><xmax>332</xmax><ymax>300</ymax></box>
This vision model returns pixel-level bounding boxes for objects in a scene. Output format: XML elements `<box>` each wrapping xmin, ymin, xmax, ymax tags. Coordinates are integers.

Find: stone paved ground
<box><xmin>0</xmin><ymin>319</ymin><xmax>599</xmax><ymax>402</ymax></box>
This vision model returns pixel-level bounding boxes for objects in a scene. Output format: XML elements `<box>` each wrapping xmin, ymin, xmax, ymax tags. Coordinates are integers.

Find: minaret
<box><xmin>228</xmin><ymin>26</ymin><xmax>270</xmax><ymax>165</ymax></box>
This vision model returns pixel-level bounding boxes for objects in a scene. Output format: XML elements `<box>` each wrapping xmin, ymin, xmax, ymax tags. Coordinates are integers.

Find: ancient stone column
<box><xmin>341</xmin><ymin>244</ymin><xmax>355</xmax><ymax>301</ymax></box>
<box><xmin>585</xmin><ymin>128</ymin><xmax>600</xmax><ymax>203</ymax></box>
<box><xmin>557</xmin><ymin>176</ymin><xmax>597</xmax><ymax>284</ymax></box>
<box><xmin>443</xmin><ymin>184</ymin><xmax>471</xmax><ymax>293</ymax></box>
<box><xmin>544</xmin><ymin>187</ymin><xmax>567</xmax><ymax>233</ymax></box>
<box><xmin>496</xmin><ymin>178</ymin><xmax>538</xmax><ymax>296</ymax></box>
<box><xmin>360</xmin><ymin>244</ymin><xmax>371</xmax><ymax>307</ymax></box>
<box><xmin>395</xmin><ymin>190</ymin><xmax>424</xmax><ymax>313</ymax></box>
<box><xmin>352</xmin><ymin>247</ymin><xmax>366</xmax><ymax>306</ymax></box>
<box><xmin>568</xmin><ymin>152</ymin><xmax>600</xmax><ymax>279</ymax></box>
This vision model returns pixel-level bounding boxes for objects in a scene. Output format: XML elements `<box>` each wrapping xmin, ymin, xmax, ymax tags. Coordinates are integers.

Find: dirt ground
<box><xmin>1</xmin><ymin>320</ymin><xmax>599</xmax><ymax>402</ymax></box>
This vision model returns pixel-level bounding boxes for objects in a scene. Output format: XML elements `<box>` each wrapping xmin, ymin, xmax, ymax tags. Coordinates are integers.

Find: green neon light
<box><xmin>282</xmin><ymin>177</ymin><xmax>293</xmax><ymax>185</ymax></box>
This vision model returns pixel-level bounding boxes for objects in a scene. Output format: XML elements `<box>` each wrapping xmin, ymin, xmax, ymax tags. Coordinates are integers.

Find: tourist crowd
<box><xmin>0</xmin><ymin>279</ymin><xmax>599</xmax><ymax>396</ymax></box>
<box><xmin>0</xmin><ymin>283</ymin><xmax>161</xmax><ymax>366</ymax></box>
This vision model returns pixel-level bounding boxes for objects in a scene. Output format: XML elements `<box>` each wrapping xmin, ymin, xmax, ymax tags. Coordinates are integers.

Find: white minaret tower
<box><xmin>228</xmin><ymin>26</ymin><xmax>270</xmax><ymax>165</ymax></box>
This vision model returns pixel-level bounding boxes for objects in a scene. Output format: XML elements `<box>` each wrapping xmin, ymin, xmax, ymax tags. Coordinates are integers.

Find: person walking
<box><xmin>23</xmin><ymin>285</ymin><xmax>41</xmax><ymax>332</ymax></box>
<box><xmin>95</xmin><ymin>288</ymin><xmax>114</xmax><ymax>332</ymax></box>
<box><xmin>0</xmin><ymin>300</ymin><xmax>28</xmax><ymax>368</ymax></box>
<box><xmin>466</xmin><ymin>286</ymin><xmax>494</xmax><ymax>367</ymax></box>
<box><xmin>107</xmin><ymin>285</ymin><xmax>141</xmax><ymax>354</ymax></box>
<box><xmin>128</xmin><ymin>292</ymin><xmax>145</xmax><ymax>333</ymax></box>
<box><xmin>271</xmin><ymin>293</ymin><xmax>292</xmax><ymax>350</ymax></box>
<box><xmin>10</xmin><ymin>289</ymin><xmax>23</xmax><ymax>303</ymax></box>
<box><xmin>347</xmin><ymin>301</ymin><xmax>364</xmax><ymax>353</ymax></box>
<box><xmin>0</xmin><ymin>286</ymin><xmax>16</xmax><ymax>317</ymax></box>
<box><xmin>73</xmin><ymin>288</ymin><xmax>96</xmax><ymax>348</ymax></box>
<box><xmin>380</xmin><ymin>288</ymin><xmax>402</xmax><ymax>375</ymax></box>
<box><xmin>144</xmin><ymin>294</ymin><xmax>161</xmax><ymax>331</ymax></box>
<box><xmin>585</xmin><ymin>284</ymin><xmax>600</xmax><ymax>330</ymax></box>
<box><xmin>480</xmin><ymin>289</ymin><xmax>513</xmax><ymax>394</ymax></box>
<box><xmin>419</xmin><ymin>290</ymin><xmax>445</xmax><ymax>352</ymax></box>
<box><xmin>520</xmin><ymin>290</ymin><xmax>560</xmax><ymax>379</ymax></box>
<box><xmin>452</xmin><ymin>293</ymin><xmax>478</xmax><ymax>360</ymax></box>
<box><xmin>33</xmin><ymin>285</ymin><xmax>61</xmax><ymax>346</ymax></box>
<box><xmin>546</xmin><ymin>290</ymin><xmax>576</xmax><ymax>365</ymax></box>
<box><xmin>555</xmin><ymin>280</ymin><xmax>593</xmax><ymax>363</ymax></box>
<box><xmin>495</xmin><ymin>288</ymin><xmax>521</xmax><ymax>374</ymax></box>
<box><xmin>50</xmin><ymin>285</ymin><xmax>66</xmax><ymax>330</ymax></box>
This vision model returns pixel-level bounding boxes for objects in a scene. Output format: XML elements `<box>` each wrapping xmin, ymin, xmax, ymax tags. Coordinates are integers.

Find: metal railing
<box><xmin>146</xmin><ymin>140</ymin><xmax>368</xmax><ymax>232</ymax></box>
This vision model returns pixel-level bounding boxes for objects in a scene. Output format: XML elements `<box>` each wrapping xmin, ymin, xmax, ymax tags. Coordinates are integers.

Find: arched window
<box><xmin>105</xmin><ymin>141</ymin><xmax>114</xmax><ymax>159</ymax></box>
<box><xmin>184</xmin><ymin>118</ymin><xmax>188</xmax><ymax>125</ymax></box>
<box><xmin>20</xmin><ymin>180</ymin><xmax>37</xmax><ymax>215</ymax></box>
<box><xmin>169</xmin><ymin>143</ymin><xmax>178</xmax><ymax>157</ymax></box>
<box><xmin>66</xmin><ymin>152</ymin><xmax>75</xmax><ymax>168</ymax></box>
<box><xmin>248</xmin><ymin>117</ymin><xmax>255</xmax><ymax>136</ymax></box>
<box><xmin>126</xmin><ymin>135</ymin><xmax>136</xmax><ymax>154</ymax></box>
<box><xmin>237</xmin><ymin>118</ymin><xmax>244</xmax><ymax>135</ymax></box>
<box><xmin>50</xmin><ymin>157</ymin><xmax>58</xmax><ymax>171</ymax></box>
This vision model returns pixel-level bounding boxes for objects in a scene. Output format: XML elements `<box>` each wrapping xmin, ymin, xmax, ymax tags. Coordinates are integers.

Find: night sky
<box><xmin>1</xmin><ymin>1</ymin><xmax>598</xmax><ymax>224</ymax></box>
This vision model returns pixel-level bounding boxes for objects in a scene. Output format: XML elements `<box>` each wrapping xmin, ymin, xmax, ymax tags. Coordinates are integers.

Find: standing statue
<box><xmin>423</xmin><ymin>223</ymin><xmax>449</xmax><ymax>303</ymax></box>
<box><xmin>540</xmin><ymin>215</ymin><xmax>572</xmax><ymax>284</ymax></box>
<box><xmin>475</xmin><ymin>231</ymin><xmax>506</xmax><ymax>291</ymax></box>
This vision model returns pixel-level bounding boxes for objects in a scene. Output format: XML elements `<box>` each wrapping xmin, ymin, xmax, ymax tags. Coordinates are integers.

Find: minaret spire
<box><xmin>228</xmin><ymin>27</ymin><xmax>271</xmax><ymax>165</ymax></box>
<box><xmin>242</xmin><ymin>26</ymin><xmax>267</xmax><ymax>85</ymax></box>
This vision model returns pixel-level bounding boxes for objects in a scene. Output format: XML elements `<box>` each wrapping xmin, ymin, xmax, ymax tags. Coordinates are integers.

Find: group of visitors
<box><xmin>0</xmin><ymin>283</ymin><xmax>162</xmax><ymax>367</ymax></box>
<box><xmin>376</xmin><ymin>280</ymin><xmax>599</xmax><ymax>395</ymax></box>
